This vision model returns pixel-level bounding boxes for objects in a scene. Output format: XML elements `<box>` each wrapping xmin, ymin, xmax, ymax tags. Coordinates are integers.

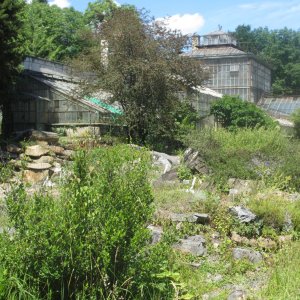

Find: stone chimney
<box><xmin>192</xmin><ymin>35</ymin><xmax>200</xmax><ymax>49</ymax></box>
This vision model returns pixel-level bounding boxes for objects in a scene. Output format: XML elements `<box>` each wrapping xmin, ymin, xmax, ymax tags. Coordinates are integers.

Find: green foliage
<box><xmin>183</xmin><ymin>127</ymin><xmax>286</xmax><ymax>188</ymax></box>
<box><xmin>0</xmin><ymin>145</ymin><xmax>174</xmax><ymax>299</ymax></box>
<box><xmin>182</xmin><ymin>127</ymin><xmax>300</xmax><ymax>191</ymax></box>
<box><xmin>0</xmin><ymin>0</ymin><xmax>25</xmax><ymax>135</ymax></box>
<box><xmin>22</xmin><ymin>1</ymin><xmax>86</xmax><ymax>61</ymax></box>
<box><xmin>248</xmin><ymin>195</ymin><xmax>300</xmax><ymax>234</ymax></box>
<box><xmin>291</xmin><ymin>108</ymin><xmax>300</xmax><ymax>138</ymax></box>
<box><xmin>177</xmin><ymin>165</ymin><xmax>193</xmax><ymax>181</ymax></box>
<box><xmin>0</xmin><ymin>162</ymin><xmax>14</xmax><ymax>183</ymax></box>
<box><xmin>210</xmin><ymin>95</ymin><xmax>276</xmax><ymax>130</ymax></box>
<box><xmin>84</xmin><ymin>0</ymin><xmax>118</xmax><ymax>26</ymax></box>
<box><xmin>75</xmin><ymin>8</ymin><xmax>206</xmax><ymax>147</ymax></box>
<box><xmin>234</xmin><ymin>25</ymin><xmax>300</xmax><ymax>95</ymax></box>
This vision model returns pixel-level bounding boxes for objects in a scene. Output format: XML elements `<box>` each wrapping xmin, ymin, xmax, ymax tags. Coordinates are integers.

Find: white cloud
<box><xmin>48</xmin><ymin>0</ymin><xmax>71</xmax><ymax>8</ymax></box>
<box><xmin>156</xmin><ymin>13</ymin><xmax>205</xmax><ymax>35</ymax></box>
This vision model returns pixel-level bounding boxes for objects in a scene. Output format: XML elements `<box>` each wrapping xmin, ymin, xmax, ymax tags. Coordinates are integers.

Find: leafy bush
<box><xmin>0</xmin><ymin>145</ymin><xmax>174</xmax><ymax>299</ymax></box>
<box><xmin>210</xmin><ymin>95</ymin><xmax>276</xmax><ymax>130</ymax></box>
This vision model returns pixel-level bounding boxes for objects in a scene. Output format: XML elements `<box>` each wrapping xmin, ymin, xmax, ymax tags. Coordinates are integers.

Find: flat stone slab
<box><xmin>173</xmin><ymin>235</ymin><xmax>207</xmax><ymax>256</ymax></box>
<box><xmin>27</xmin><ymin>162</ymin><xmax>52</xmax><ymax>170</ymax></box>
<box><xmin>34</xmin><ymin>156</ymin><xmax>55</xmax><ymax>164</ymax></box>
<box><xmin>25</xmin><ymin>145</ymin><xmax>49</xmax><ymax>158</ymax></box>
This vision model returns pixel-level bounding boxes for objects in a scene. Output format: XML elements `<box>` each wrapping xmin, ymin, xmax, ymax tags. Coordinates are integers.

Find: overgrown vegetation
<box><xmin>183</xmin><ymin>127</ymin><xmax>300</xmax><ymax>190</ymax></box>
<box><xmin>0</xmin><ymin>145</ymin><xmax>174</xmax><ymax>299</ymax></box>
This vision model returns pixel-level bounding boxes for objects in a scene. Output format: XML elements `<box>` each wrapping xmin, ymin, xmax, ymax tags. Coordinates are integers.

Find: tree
<box><xmin>84</xmin><ymin>0</ymin><xmax>117</xmax><ymax>27</ymax></box>
<box><xmin>210</xmin><ymin>95</ymin><xmax>275</xmax><ymax>130</ymax></box>
<box><xmin>234</xmin><ymin>25</ymin><xmax>300</xmax><ymax>95</ymax></box>
<box><xmin>22</xmin><ymin>1</ymin><xmax>86</xmax><ymax>61</ymax></box>
<box><xmin>76</xmin><ymin>8</ymin><xmax>206</xmax><ymax>146</ymax></box>
<box><xmin>0</xmin><ymin>0</ymin><xmax>25</xmax><ymax>136</ymax></box>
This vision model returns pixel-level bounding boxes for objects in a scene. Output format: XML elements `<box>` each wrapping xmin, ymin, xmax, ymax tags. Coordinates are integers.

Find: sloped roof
<box><xmin>203</xmin><ymin>30</ymin><xmax>227</xmax><ymax>36</ymax></box>
<box><xmin>30</xmin><ymin>75</ymin><xmax>122</xmax><ymax>115</ymax></box>
<box><xmin>257</xmin><ymin>96</ymin><xmax>300</xmax><ymax>116</ymax></box>
<box><xmin>182</xmin><ymin>45</ymin><xmax>246</xmax><ymax>58</ymax></box>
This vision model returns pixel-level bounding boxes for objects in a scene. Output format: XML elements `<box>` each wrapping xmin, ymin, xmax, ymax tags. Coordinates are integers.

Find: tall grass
<box><xmin>182</xmin><ymin>127</ymin><xmax>300</xmax><ymax>190</ymax></box>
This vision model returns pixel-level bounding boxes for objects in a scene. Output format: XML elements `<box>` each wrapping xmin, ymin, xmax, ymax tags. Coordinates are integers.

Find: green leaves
<box><xmin>0</xmin><ymin>145</ymin><xmax>174</xmax><ymax>299</ymax></box>
<box><xmin>210</xmin><ymin>95</ymin><xmax>275</xmax><ymax>130</ymax></box>
<box><xmin>22</xmin><ymin>2</ymin><xmax>86</xmax><ymax>61</ymax></box>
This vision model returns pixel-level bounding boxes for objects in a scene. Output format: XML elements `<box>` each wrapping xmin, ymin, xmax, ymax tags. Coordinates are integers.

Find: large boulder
<box><xmin>173</xmin><ymin>235</ymin><xmax>207</xmax><ymax>256</ymax></box>
<box><xmin>25</xmin><ymin>145</ymin><xmax>49</xmax><ymax>158</ymax></box>
<box><xmin>232</xmin><ymin>247</ymin><xmax>263</xmax><ymax>264</ymax></box>
<box><xmin>183</xmin><ymin>148</ymin><xmax>209</xmax><ymax>174</ymax></box>
<box><xmin>229</xmin><ymin>206</ymin><xmax>256</xmax><ymax>223</ymax></box>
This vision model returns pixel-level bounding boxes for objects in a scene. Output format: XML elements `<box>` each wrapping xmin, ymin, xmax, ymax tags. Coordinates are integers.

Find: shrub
<box><xmin>0</xmin><ymin>145</ymin><xmax>173</xmax><ymax>299</ymax></box>
<box><xmin>210</xmin><ymin>95</ymin><xmax>276</xmax><ymax>130</ymax></box>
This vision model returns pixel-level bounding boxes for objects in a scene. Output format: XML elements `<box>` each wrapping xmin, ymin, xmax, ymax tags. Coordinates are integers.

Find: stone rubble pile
<box><xmin>1</xmin><ymin>130</ymin><xmax>74</xmax><ymax>185</ymax></box>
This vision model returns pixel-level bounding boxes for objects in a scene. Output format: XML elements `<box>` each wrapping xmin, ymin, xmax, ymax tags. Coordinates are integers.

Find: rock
<box><xmin>229</xmin><ymin>206</ymin><xmax>256</xmax><ymax>223</ymax></box>
<box><xmin>231</xmin><ymin>231</ymin><xmax>243</xmax><ymax>244</ymax></box>
<box><xmin>147</xmin><ymin>225</ymin><xmax>163</xmax><ymax>244</ymax></box>
<box><xmin>257</xmin><ymin>237</ymin><xmax>277</xmax><ymax>250</ymax></box>
<box><xmin>283</xmin><ymin>212</ymin><xmax>293</xmax><ymax>232</ymax></box>
<box><xmin>183</xmin><ymin>148</ymin><xmax>209</xmax><ymax>174</ymax></box>
<box><xmin>23</xmin><ymin>169</ymin><xmax>49</xmax><ymax>184</ymax></box>
<box><xmin>160</xmin><ymin>168</ymin><xmax>179</xmax><ymax>182</ymax></box>
<box><xmin>228</xmin><ymin>178</ymin><xmax>257</xmax><ymax>195</ymax></box>
<box><xmin>60</xmin><ymin>150</ymin><xmax>74</xmax><ymax>159</ymax></box>
<box><xmin>25</xmin><ymin>145</ymin><xmax>49</xmax><ymax>158</ymax></box>
<box><xmin>34</xmin><ymin>156</ymin><xmax>55</xmax><ymax>164</ymax></box>
<box><xmin>207</xmin><ymin>273</ymin><xmax>223</xmax><ymax>283</ymax></box>
<box><xmin>6</xmin><ymin>144</ymin><xmax>22</xmax><ymax>154</ymax></box>
<box><xmin>170</xmin><ymin>213</ymin><xmax>194</xmax><ymax>222</ymax></box>
<box><xmin>47</xmin><ymin>145</ymin><xmax>65</xmax><ymax>155</ymax></box>
<box><xmin>278</xmin><ymin>235</ymin><xmax>292</xmax><ymax>245</ymax></box>
<box><xmin>174</xmin><ymin>235</ymin><xmax>206</xmax><ymax>256</ymax></box>
<box><xmin>27</xmin><ymin>162</ymin><xmax>52</xmax><ymax>170</ymax></box>
<box><xmin>193</xmin><ymin>213</ymin><xmax>210</xmax><ymax>225</ymax></box>
<box><xmin>232</xmin><ymin>247</ymin><xmax>263</xmax><ymax>264</ymax></box>
<box><xmin>169</xmin><ymin>212</ymin><xmax>210</xmax><ymax>224</ymax></box>
<box><xmin>17</xmin><ymin>130</ymin><xmax>59</xmax><ymax>144</ymax></box>
<box><xmin>227</xmin><ymin>289</ymin><xmax>247</xmax><ymax>300</ymax></box>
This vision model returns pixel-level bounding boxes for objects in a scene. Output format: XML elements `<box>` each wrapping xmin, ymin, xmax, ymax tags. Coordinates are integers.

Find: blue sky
<box><xmin>50</xmin><ymin>0</ymin><xmax>300</xmax><ymax>34</ymax></box>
